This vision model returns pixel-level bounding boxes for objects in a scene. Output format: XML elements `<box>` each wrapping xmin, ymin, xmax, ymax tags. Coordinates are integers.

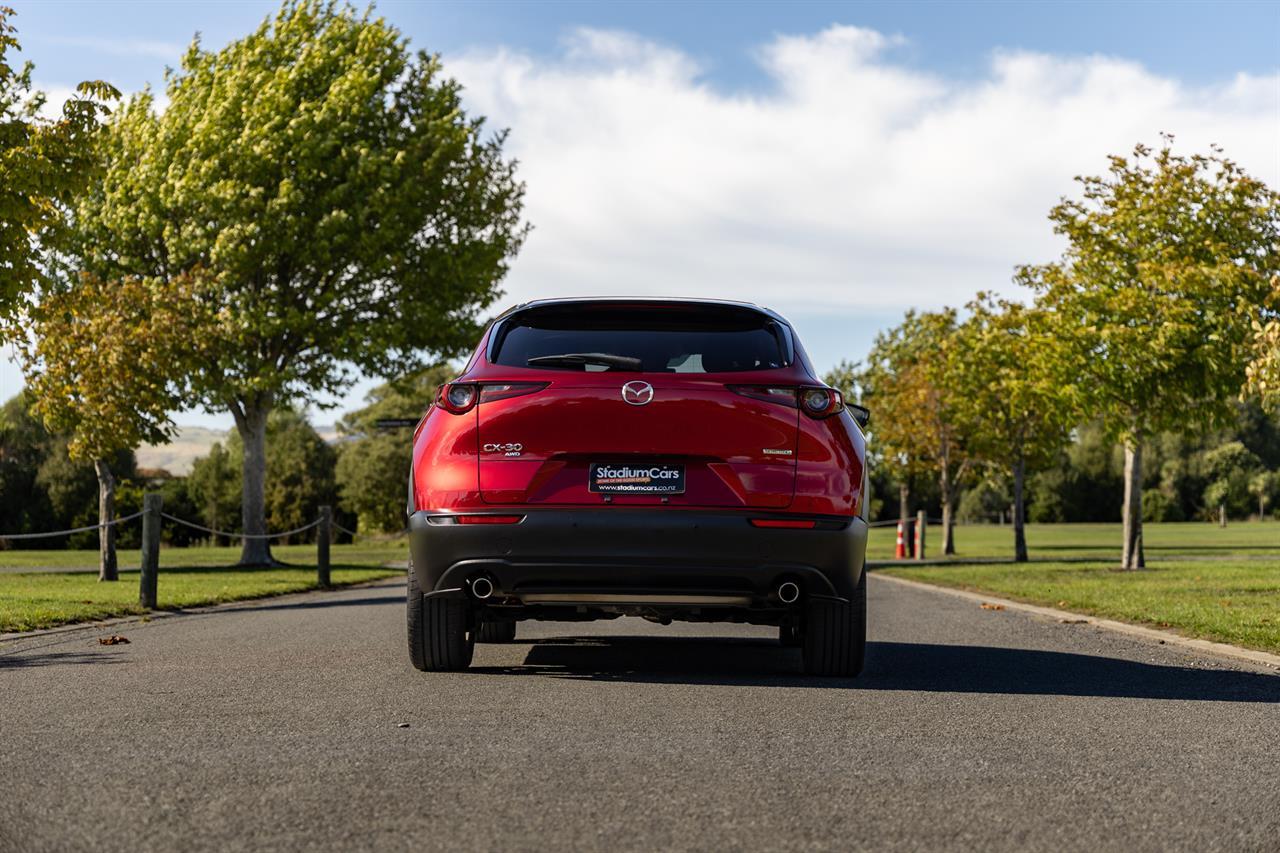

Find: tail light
<box><xmin>437</xmin><ymin>383</ymin><xmax>478</xmax><ymax>414</ymax></box>
<box><xmin>799</xmin><ymin>387</ymin><xmax>844</xmax><ymax>419</ymax></box>
<box><xmin>437</xmin><ymin>382</ymin><xmax>548</xmax><ymax>414</ymax></box>
<box><xmin>729</xmin><ymin>385</ymin><xmax>844</xmax><ymax>419</ymax></box>
<box><xmin>479</xmin><ymin>382</ymin><xmax>548</xmax><ymax>403</ymax></box>
<box><xmin>728</xmin><ymin>386</ymin><xmax>798</xmax><ymax>408</ymax></box>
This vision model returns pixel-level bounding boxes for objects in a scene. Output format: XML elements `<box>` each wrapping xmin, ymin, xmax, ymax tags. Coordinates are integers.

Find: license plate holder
<box><xmin>589</xmin><ymin>462</ymin><xmax>685</xmax><ymax>495</ymax></box>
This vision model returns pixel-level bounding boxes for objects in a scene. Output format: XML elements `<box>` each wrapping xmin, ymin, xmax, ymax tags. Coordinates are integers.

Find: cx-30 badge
<box><xmin>621</xmin><ymin>381</ymin><xmax>654</xmax><ymax>406</ymax></box>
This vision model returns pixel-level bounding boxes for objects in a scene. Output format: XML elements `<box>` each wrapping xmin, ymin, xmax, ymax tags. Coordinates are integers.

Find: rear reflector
<box><xmin>431</xmin><ymin>514</ymin><xmax>525</xmax><ymax>525</ymax></box>
<box><xmin>749</xmin><ymin>518</ymin><xmax>817</xmax><ymax>529</ymax></box>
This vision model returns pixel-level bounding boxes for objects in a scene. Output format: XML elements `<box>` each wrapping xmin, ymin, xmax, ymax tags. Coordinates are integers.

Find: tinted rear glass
<box><xmin>491</xmin><ymin>304</ymin><xmax>791</xmax><ymax>373</ymax></box>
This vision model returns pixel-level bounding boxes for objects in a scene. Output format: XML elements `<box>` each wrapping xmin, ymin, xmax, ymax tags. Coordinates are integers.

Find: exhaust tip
<box><xmin>777</xmin><ymin>581</ymin><xmax>800</xmax><ymax>605</ymax></box>
<box><xmin>471</xmin><ymin>575</ymin><xmax>496</xmax><ymax>600</ymax></box>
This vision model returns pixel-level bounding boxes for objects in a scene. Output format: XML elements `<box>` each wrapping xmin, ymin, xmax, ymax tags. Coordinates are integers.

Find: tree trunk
<box><xmin>898</xmin><ymin>480</ymin><xmax>910</xmax><ymax>523</ymax></box>
<box><xmin>1121</xmin><ymin>438</ymin><xmax>1144</xmax><ymax>570</ymax></box>
<box><xmin>939</xmin><ymin>465</ymin><xmax>955</xmax><ymax>556</ymax></box>
<box><xmin>1218</xmin><ymin>504</ymin><xmax>1227</xmax><ymax>528</ymax></box>
<box><xmin>1012</xmin><ymin>455</ymin><xmax>1028</xmax><ymax>563</ymax></box>
<box><xmin>94</xmin><ymin>458</ymin><xmax>118</xmax><ymax>582</ymax></box>
<box><xmin>235</xmin><ymin>399</ymin><xmax>274</xmax><ymax>566</ymax></box>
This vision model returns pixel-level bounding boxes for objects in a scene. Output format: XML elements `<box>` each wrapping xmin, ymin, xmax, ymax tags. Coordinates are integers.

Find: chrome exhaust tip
<box><xmin>776</xmin><ymin>581</ymin><xmax>800</xmax><ymax>605</ymax></box>
<box><xmin>471</xmin><ymin>575</ymin><xmax>496</xmax><ymax>600</ymax></box>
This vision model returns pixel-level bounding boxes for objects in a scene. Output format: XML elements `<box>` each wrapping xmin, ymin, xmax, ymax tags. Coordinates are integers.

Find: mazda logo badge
<box><xmin>621</xmin><ymin>381</ymin><xmax>654</xmax><ymax>406</ymax></box>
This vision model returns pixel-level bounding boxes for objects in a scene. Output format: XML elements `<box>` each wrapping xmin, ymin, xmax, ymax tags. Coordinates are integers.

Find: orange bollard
<box><xmin>895</xmin><ymin>520</ymin><xmax>906</xmax><ymax>559</ymax></box>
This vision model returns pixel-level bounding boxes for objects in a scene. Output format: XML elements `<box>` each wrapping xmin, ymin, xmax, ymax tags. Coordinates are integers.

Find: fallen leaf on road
<box><xmin>98</xmin><ymin>635</ymin><xmax>129</xmax><ymax>645</ymax></box>
<box><xmin>1060</xmin><ymin>618</ymin><xmax>1088</xmax><ymax>624</ymax></box>
<box><xmin>980</xmin><ymin>602</ymin><xmax>1005</xmax><ymax>611</ymax></box>
<box><xmin>397</xmin><ymin>723</ymin><xmax>410</xmax><ymax>728</ymax></box>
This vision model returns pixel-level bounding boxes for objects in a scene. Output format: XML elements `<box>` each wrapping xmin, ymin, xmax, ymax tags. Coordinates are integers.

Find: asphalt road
<box><xmin>2</xmin><ymin>574</ymin><xmax>1278</xmax><ymax>853</ymax></box>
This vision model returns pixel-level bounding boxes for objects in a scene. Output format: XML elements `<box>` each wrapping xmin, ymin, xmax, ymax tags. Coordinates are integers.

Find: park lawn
<box><xmin>0</xmin><ymin>540</ymin><xmax>408</xmax><ymax>571</ymax></box>
<box><xmin>866</xmin><ymin>521</ymin><xmax>1280</xmax><ymax>562</ymax></box>
<box><xmin>880</xmin><ymin>560</ymin><xmax>1280</xmax><ymax>654</ymax></box>
<box><xmin>0</xmin><ymin>563</ymin><xmax>403</xmax><ymax>633</ymax></box>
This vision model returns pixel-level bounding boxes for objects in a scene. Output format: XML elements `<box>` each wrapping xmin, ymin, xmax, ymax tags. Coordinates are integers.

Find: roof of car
<box><xmin>495</xmin><ymin>297</ymin><xmax>787</xmax><ymax>324</ymax></box>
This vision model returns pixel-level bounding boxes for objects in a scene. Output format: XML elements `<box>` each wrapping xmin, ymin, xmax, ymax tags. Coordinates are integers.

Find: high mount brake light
<box><xmin>727</xmin><ymin>386</ymin><xmax>798</xmax><ymax>408</ymax></box>
<box><xmin>437</xmin><ymin>382</ymin><xmax>548</xmax><ymax>414</ymax></box>
<box><xmin>479</xmin><ymin>382</ymin><xmax>548</xmax><ymax>403</ymax></box>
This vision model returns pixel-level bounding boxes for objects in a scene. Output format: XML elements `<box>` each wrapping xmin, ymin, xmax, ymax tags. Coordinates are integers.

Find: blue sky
<box><xmin>4</xmin><ymin>0</ymin><xmax>1279</xmax><ymax>429</ymax></box>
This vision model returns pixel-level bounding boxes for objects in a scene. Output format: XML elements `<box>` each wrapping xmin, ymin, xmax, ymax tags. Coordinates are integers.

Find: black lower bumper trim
<box><xmin>408</xmin><ymin>509</ymin><xmax>868</xmax><ymax>609</ymax></box>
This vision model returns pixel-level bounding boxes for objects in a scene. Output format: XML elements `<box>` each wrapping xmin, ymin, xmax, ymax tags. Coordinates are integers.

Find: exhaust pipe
<box><xmin>776</xmin><ymin>581</ymin><xmax>800</xmax><ymax>605</ymax></box>
<box><xmin>470</xmin><ymin>575</ymin><xmax>496</xmax><ymax>600</ymax></box>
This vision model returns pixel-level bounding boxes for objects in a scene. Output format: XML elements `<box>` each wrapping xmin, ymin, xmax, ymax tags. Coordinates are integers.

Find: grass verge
<box><xmin>0</xmin><ymin>563</ymin><xmax>402</xmax><ymax>633</ymax></box>
<box><xmin>880</xmin><ymin>560</ymin><xmax>1280</xmax><ymax>654</ymax></box>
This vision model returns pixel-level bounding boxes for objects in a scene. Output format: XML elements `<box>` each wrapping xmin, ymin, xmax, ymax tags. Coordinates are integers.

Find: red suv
<box><xmin>406</xmin><ymin>298</ymin><xmax>870</xmax><ymax>676</ymax></box>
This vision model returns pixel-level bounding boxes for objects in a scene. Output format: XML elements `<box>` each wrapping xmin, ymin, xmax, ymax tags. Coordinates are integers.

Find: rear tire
<box><xmin>802</xmin><ymin>571</ymin><xmax>866</xmax><ymax>677</ymax></box>
<box><xmin>407</xmin><ymin>566</ymin><xmax>474</xmax><ymax>671</ymax></box>
<box><xmin>476</xmin><ymin>619</ymin><xmax>517</xmax><ymax>643</ymax></box>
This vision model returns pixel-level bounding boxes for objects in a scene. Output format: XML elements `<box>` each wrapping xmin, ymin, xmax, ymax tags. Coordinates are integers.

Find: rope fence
<box><xmin>160</xmin><ymin>513</ymin><xmax>323</xmax><ymax>541</ymax></box>
<box><xmin>0</xmin><ymin>510</ymin><xmax>147</xmax><ymax>541</ymax></box>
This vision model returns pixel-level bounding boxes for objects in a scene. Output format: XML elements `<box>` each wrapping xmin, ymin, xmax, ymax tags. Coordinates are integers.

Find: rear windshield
<box><xmin>490</xmin><ymin>304</ymin><xmax>792</xmax><ymax>373</ymax></box>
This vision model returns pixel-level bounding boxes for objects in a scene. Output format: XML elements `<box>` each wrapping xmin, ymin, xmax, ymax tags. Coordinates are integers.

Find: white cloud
<box><xmin>447</xmin><ymin>26</ymin><xmax>1280</xmax><ymax>321</ymax></box>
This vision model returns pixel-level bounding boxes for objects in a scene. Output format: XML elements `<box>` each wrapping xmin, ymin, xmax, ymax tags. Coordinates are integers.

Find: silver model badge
<box><xmin>621</xmin><ymin>381</ymin><xmax>654</xmax><ymax>406</ymax></box>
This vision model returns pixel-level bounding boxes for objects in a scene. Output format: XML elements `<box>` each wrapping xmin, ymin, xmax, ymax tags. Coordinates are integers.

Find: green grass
<box><xmin>880</xmin><ymin>560</ymin><xmax>1280</xmax><ymax>654</ymax></box>
<box><xmin>866</xmin><ymin>521</ymin><xmax>1280</xmax><ymax>562</ymax></box>
<box><xmin>0</xmin><ymin>564</ymin><xmax>402</xmax><ymax>633</ymax></box>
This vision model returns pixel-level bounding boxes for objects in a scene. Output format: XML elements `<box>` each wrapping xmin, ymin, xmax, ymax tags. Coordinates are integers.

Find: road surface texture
<box><xmin>3</xmin><ymin>574</ymin><xmax>1277</xmax><ymax>852</ymax></box>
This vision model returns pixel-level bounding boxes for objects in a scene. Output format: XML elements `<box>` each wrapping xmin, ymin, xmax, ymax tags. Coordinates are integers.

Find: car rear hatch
<box><xmin>475</xmin><ymin>302</ymin><xmax>800</xmax><ymax>508</ymax></box>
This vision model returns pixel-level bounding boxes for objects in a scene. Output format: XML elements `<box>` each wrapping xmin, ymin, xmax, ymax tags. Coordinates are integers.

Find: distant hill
<box><xmin>137</xmin><ymin>424</ymin><xmax>339</xmax><ymax>476</ymax></box>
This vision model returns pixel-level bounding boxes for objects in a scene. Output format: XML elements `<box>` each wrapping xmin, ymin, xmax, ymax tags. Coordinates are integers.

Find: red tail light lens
<box><xmin>750</xmin><ymin>518</ymin><xmax>818</xmax><ymax>529</ymax></box>
<box><xmin>479</xmin><ymin>382</ymin><xmax>548</xmax><ymax>404</ymax></box>
<box><xmin>437</xmin><ymin>383</ymin><xmax>478</xmax><ymax>414</ymax></box>
<box><xmin>728</xmin><ymin>385</ymin><xmax>798</xmax><ymax>408</ymax></box>
<box><xmin>454</xmin><ymin>514</ymin><xmax>524</xmax><ymax>525</ymax></box>
<box><xmin>799</xmin><ymin>386</ymin><xmax>844</xmax><ymax>419</ymax></box>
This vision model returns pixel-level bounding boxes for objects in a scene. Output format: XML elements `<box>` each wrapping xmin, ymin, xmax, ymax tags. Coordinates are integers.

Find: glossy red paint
<box><xmin>410</xmin><ymin>300</ymin><xmax>866</xmax><ymax>518</ymax></box>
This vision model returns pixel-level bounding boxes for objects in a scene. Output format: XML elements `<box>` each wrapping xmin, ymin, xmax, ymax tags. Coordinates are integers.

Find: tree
<box><xmin>335</xmin><ymin>366</ymin><xmax>449</xmax><ymax>533</ymax></box>
<box><xmin>1248</xmin><ymin>471</ymin><xmax>1277</xmax><ymax>521</ymax></box>
<box><xmin>1020</xmin><ymin>139</ymin><xmax>1279</xmax><ymax>568</ymax></box>
<box><xmin>8</xmin><ymin>274</ymin><xmax>201</xmax><ymax>579</ymax></box>
<box><xmin>187</xmin><ymin>441</ymin><xmax>241</xmax><ymax>545</ymax></box>
<box><xmin>1201</xmin><ymin>441</ymin><xmax>1262</xmax><ymax>523</ymax></box>
<box><xmin>859</xmin><ymin>310</ymin><xmax>975</xmax><ymax>553</ymax></box>
<box><xmin>1245</xmin><ymin>276</ymin><xmax>1280</xmax><ymax>410</ymax></box>
<box><xmin>950</xmin><ymin>297</ymin><xmax>1079</xmax><ymax>561</ymax></box>
<box><xmin>0</xmin><ymin>6</ymin><xmax>117</xmax><ymax>316</ymax></box>
<box><xmin>71</xmin><ymin>0</ymin><xmax>527</xmax><ymax>564</ymax></box>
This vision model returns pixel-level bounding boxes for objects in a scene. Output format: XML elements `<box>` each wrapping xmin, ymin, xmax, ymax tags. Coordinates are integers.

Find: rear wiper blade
<box><xmin>526</xmin><ymin>352</ymin><xmax>643</xmax><ymax>371</ymax></box>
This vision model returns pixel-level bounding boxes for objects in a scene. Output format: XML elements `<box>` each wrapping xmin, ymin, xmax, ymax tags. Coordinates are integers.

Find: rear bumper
<box><xmin>408</xmin><ymin>509</ymin><xmax>867</xmax><ymax>610</ymax></box>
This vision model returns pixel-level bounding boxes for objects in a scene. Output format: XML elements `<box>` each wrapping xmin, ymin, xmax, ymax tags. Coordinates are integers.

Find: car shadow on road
<box><xmin>470</xmin><ymin>637</ymin><xmax>1279</xmax><ymax>702</ymax></box>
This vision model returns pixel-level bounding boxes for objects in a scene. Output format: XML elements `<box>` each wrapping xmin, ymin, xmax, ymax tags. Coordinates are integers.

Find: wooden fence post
<box><xmin>317</xmin><ymin>505</ymin><xmax>331</xmax><ymax>588</ymax></box>
<box><xmin>139</xmin><ymin>493</ymin><xmax>163</xmax><ymax>608</ymax></box>
<box><xmin>915</xmin><ymin>509</ymin><xmax>927</xmax><ymax>561</ymax></box>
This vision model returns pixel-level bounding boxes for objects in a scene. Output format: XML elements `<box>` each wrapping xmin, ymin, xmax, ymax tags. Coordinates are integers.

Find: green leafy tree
<box><xmin>8</xmin><ymin>274</ymin><xmax>201</xmax><ymax>578</ymax></box>
<box><xmin>0</xmin><ymin>393</ymin><xmax>58</xmax><ymax>539</ymax></box>
<box><xmin>860</xmin><ymin>310</ymin><xmax>974</xmax><ymax>553</ymax></box>
<box><xmin>1020</xmin><ymin>139</ymin><xmax>1279</xmax><ymax>568</ymax></box>
<box><xmin>335</xmin><ymin>366</ymin><xmax>450</xmax><ymax>533</ymax></box>
<box><xmin>1248</xmin><ymin>470</ymin><xmax>1277</xmax><ymax>521</ymax></box>
<box><xmin>1201</xmin><ymin>441</ymin><xmax>1262</xmax><ymax>523</ymax></box>
<box><xmin>1245</xmin><ymin>276</ymin><xmax>1280</xmax><ymax>410</ymax></box>
<box><xmin>950</xmin><ymin>296</ymin><xmax>1079</xmax><ymax>561</ymax></box>
<box><xmin>71</xmin><ymin>0</ymin><xmax>527</xmax><ymax>564</ymax></box>
<box><xmin>0</xmin><ymin>6</ymin><xmax>117</xmax><ymax>316</ymax></box>
<box><xmin>187</xmin><ymin>441</ymin><xmax>241</xmax><ymax>545</ymax></box>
